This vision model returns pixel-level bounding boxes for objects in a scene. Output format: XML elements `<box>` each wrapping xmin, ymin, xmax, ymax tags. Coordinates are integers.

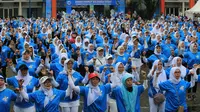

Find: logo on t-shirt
<box><xmin>2</xmin><ymin>96</ymin><xmax>8</xmax><ymax>102</ymax></box>
<box><xmin>179</xmin><ymin>86</ymin><xmax>184</xmax><ymax>91</ymax></box>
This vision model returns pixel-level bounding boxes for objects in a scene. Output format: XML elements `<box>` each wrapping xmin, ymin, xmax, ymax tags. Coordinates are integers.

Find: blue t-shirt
<box><xmin>0</xmin><ymin>88</ymin><xmax>17</xmax><ymax>112</ymax></box>
<box><xmin>111</xmin><ymin>85</ymin><xmax>144</xmax><ymax>112</ymax></box>
<box><xmin>80</xmin><ymin>84</ymin><xmax>111</xmax><ymax>112</ymax></box>
<box><xmin>56</xmin><ymin>71</ymin><xmax>83</xmax><ymax>102</ymax></box>
<box><xmin>7</xmin><ymin>76</ymin><xmax>39</xmax><ymax>108</ymax></box>
<box><xmin>159</xmin><ymin>80</ymin><xmax>190</xmax><ymax>111</ymax></box>
<box><xmin>28</xmin><ymin>88</ymin><xmax>66</xmax><ymax>112</ymax></box>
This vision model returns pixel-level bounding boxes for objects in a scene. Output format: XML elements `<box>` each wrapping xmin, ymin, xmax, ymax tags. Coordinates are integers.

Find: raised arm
<box><xmin>68</xmin><ymin>73</ymin><xmax>80</xmax><ymax>93</ymax></box>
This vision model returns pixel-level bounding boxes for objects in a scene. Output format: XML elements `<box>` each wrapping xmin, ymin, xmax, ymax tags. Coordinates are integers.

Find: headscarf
<box><xmin>61</xmin><ymin>59</ymin><xmax>76</xmax><ymax>100</ymax></box>
<box><xmin>87</xmin><ymin>44</ymin><xmax>94</xmax><ymax>53</ymax></box>
<box><xmin>87</xmin><ymin>80</ymin><xmax>101</xmax><ymax>106</ymax></box>
<box><xmin>40</xmin><ymin>80</ymin><xmax>53</xmax><ymax>107</ymax></box>
<box><xmin>59</xmin><ymin>53</ymin><xmax>68</xmax><ymax>66</ymax></box>
<box><xmin>15</xmin><ymin>70</ymin><xmax>32</xmax><ymax>87</ymax></box>
<box><xmin>117</xmin><ymin>46</ymin><xmax>124</xmax><ymax>56</ymax></box>
<box><xmin>120</xmin><ymin>74</ymin><xmax>137</xmax><ymax>112</ymax></box>
<box><xmin>75</xmin><ymin>36</ymin><xmax>82</xmax><ymax>47</ymax></box>
<box><xmin>59</xmin><ymin>48</ymin><xmax>68</xmax><ymax>58</ymax></box>
<box><xmin>110</xmin><ymin>62</ymin><xmax>126</xmax><ymax>86</ymax></box>
<box><xmin>171</xmin><ymin>57</ymin><xmax>186</xmax><ymax>78</ymax></box>
<box><xmin>177</xmin><ymin>41</ymin><xmax>185</xmax><ymax>55</ymax></box>
<box><xmin>152</xmin><ymin>24</ymin><xmax>160</xmax><ymax>35</ymax></box>
<box><xmin>22</xmin><ymin>51</ymin><xmax>34</xmax><ymax>63</ymax></box>
<box><xmin>83</xmin><ymin>38</ymin><xmax>90</xmax><ymax>50</ymax></box>
<box><xmin>154</xmin><ymin>45</ymin><xmax>161</xmax><ymax>55</ymax></box>
<box><xmin>151</xmin><ymin>60</ymin><xmax>167</xmax><ymax>91</ymax></box>
<box><xmin>55</xmin><ymin>44</ymin><xmax>64</xmax><ymax>55</ymax></box>
<box><xmin>169</xmin><ymin>67</ymin><xmax>181</xmax><ymax>84</ymax></box>
<box><xmin>189</xmin><ymin>43</ymin><xmax>198</xmax><ymax>53</ymax></box>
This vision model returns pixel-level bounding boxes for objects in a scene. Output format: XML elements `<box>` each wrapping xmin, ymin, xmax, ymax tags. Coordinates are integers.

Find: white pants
<box><xmin>59</xmin><ymin>100</ymin><xmax>79</xmax><ymax>112</ymax></box>
<box><xmin>149</xmin><ymin>97</ymin><xmax>165</xmax><ymax>112</ymax></box>
<box><xmin>108</xmin><ymin>98</ymin><xmax>118</xmax><ymax>112</ymax></box>
<box><xmin>60</xmin><ymin>106</ymin><xmax>79</xmax><ymax>112</ymax></box>
<box><xmin>14</xmin><ymin>105</ymin><xmax>36</xmax><ymax>112</ymax></box>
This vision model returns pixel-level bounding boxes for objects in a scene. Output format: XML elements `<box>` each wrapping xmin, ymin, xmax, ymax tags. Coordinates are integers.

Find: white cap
<box><xmin>39</xmin><ymin>76</ymin><xmax>52</xmax><ymax>84</ymax></box>
<box><xmin>106</xmin><ymin>55</ymin><xmax>113</xmax><ymax>60</ymax></box>
<box><xmin>0</xmin><ymin>75</ymin><xmax>4</xmax><ymax>79</ymax></box>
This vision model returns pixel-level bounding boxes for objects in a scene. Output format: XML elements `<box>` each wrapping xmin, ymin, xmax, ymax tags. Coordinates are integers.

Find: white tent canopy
<box><xmin>185</xmin><ymin>0</ymin><xmax>200</xmax><ymax>20</ymax></box>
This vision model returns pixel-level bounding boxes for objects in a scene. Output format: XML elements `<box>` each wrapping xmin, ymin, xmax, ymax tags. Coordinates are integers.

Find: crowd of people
<box><xmin>0</xmin><ymin>10</ymin><xmax>200</xmax><ymax>112</ymax></box>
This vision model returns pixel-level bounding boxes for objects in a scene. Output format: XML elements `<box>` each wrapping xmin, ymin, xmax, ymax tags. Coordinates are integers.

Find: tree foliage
<box><xmin>126</xmin><ymin>0</ymin><xmax>159</xmax><ymax>20</ymax></box>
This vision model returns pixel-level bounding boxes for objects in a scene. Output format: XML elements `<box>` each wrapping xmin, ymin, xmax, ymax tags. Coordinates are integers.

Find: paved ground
<box><xmin>6</xmin><ymin>64</ymin><xmax>200</xmax><ymax>112</ymax></box>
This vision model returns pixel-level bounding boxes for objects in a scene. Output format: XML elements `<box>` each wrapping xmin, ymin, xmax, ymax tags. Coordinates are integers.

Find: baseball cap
<box><xmin>39</xmin><ymin>76</ymin><xmax>52</xmax><ymax>84</ymax></box>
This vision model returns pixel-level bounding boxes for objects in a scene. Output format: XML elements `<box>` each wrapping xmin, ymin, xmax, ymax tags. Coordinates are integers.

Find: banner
<box><xmin>46</xmin><ymin>0</ymin><xmax>52</xmax><ymax>19</ymax></box>
<box><xmin>75</xmin><ymin>0</ymin><xmax>116</xmax><ymax>5</ymax></box>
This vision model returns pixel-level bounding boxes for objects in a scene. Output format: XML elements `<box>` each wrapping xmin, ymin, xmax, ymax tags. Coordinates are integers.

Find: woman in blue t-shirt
<box><xmin>0</xmin><ymin>75</ymin><xmax>17</xmax><ymax>112</ymax></box>
<box><xmin>111</xmin><ymin>74</ymin><xmax>148</xmax><ymax>112</ymax></box>
<box><xmin>154</xmin><ymin>67</ymin><xmax>196</xmax><ymax>112</ymax></box>
<box><xmin>68</xmin><ymin>72</ymin><xmax>117</xmax><ymax>112</ymax></box>
<box><xmin>19</xmin><ymin>76</ymin><xmax>70</xmax><ymax>112</ymax></box>
<box><xmin>7</xmin><ymin>64</ymin><xmax>39</xmax><ymax>112</ymax></box>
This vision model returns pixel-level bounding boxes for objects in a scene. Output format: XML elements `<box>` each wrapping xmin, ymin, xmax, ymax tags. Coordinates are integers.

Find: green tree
<box><xmin>135</xmin><ymin>0</ymin><xmax>159</xmax><ymax>20</ymax></box>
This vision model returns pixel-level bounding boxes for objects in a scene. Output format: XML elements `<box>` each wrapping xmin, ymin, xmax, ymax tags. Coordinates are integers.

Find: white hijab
<box><xmin>154</xmin><ymin>45</ymin><xmax>161</xmax><ymax>55</ymax></box>
<box><xmin>169</xmin><ymin>67</ymin><xmax>181</xmax><ymax>84</ymax></box>
<box><xmin>189</xmin><ymin>43</ymin><xmax>198</xmax><ymax>53</ymax></box>
<box><xmin>117</xmin><ymin>46</ymin><xmax>124</xmax><ymax>56</ymax></box>
<box><xmin>60</xmin><ymin>59</ymin><xmax>76</xmax><ymax>99</ymax></box>
<box><xmin>110</xmin><ymin>62</ymin><xmax>126</xmax><ymax>86</ymax></box>
<box><xmin>59</xmin><ymin>53</ymin><xmax>68</xmax><ymax>66</ymax></box>
<box><xmin>87</xmin><ymin>44</ymin><xmax>94</xmax><ymax>53</ymax></box>
<box><xmin>75</xmin><ymin>36</ymin><xmax>82</xmax><ymax>47</ymax></box>
<box><xmin>151</xmin><ymin>60</ymin><xmax>167</xmax><ymax>87</ymax></box>
<box><xmin>22</xmin><ymin>51</ymin><xmax>34</xmax><ymax>63</ymax></box>
<box><xmin>87</xmin><ymin>80</ymin><xmax>101</xmax><ymax>106</ymax></box>
<box><xmin>40</xmin><ymin>84</ymin><xmax>53</xmax><ymax>107</ymax></box>
<box><xmin>83</xmin><ymin>38</ymin><xmax>90</xmax><ymax>50</ymax></box>
<box><xmin>15</xmin><ymin>70</ymin><xmax>32</xmax><ymax>87</ymax></box>
<box><xmin>171</xmin><ymin>57</ymin><xmax>187</xmax><ymax>78</ymax></box>
<box><xmin>59</xmin><ymin>48</ymin><xmax>68</xmax><ymax>58</ymax></box>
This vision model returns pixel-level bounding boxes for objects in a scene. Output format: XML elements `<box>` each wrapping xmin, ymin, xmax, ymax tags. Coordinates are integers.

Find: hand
<box><xmin>18</xmin><ymin>79</ymin><xmax>24</xmax><ymax>88</ymax></box>
<box><xmin>103</xmin><ymin>66</ymin><xmax>107</xmax><ymax>72</ymax></box>
<box><xmin>135</xmin><ymin>82</ymin><xmax>141</xmax><ymax>85</ymax></box>
<box><xmin>47</xmin><ymin>49</ymin><xmax>51</xmax><ymax>56</ymax></box>
<box><xmin>7</xmin><ymin>59</ymin><xmax>13</xmax><ymax>66</ymax></box>
<box><xmin>153</xmin><ymin>65</ymin><xmax>157</xmax><ymax>71</ymax></box>
<box><xmin>107</xmin><ymin>74</ymin><xmax>111</xmax><ymax>83</ymax></box>
<box><xmin>156</xmin><ymin>71</ymin><xmax>161</xmax><ymax>77</ymax></box>
<box><xmin>93</xmin><ymin>57</ymin><xmax>96</xmax><ymax>61</ymax></box>
<box><xmin>86</xmin><ymin>53</ymin><xmax>88</xmax><ymax>57</ymax></box>
<box><xmin>189</xmin><ymin>71</ymin><xmax>195</xmax><ymax>76</ymax></box>
<box><xmin>132</xmin><ymin>66</ymin><xmax>136</xmax><ymax>72</ymax></box>
<box><xmin>84</xmin><ymin>66</ymin><xmax>89</xmax><ymax>73</ymax></box>
<box><xmin>40</xmin><ymin>59</ymin><xmax>45</xmax><ymax>65</ymax></box>
<box><xmin>128</xmin><ymin>58</ymin><xmax>132</xmax><ymax>63</ymax></box>
<box><xmin>141</xmin><ymin>70</ymin><xmax>147</xmax><ymax>80</ymax></box>
<box><xmin>110</xmin><ymin>66</ymin><xmax>115</xmax><ymax>72</ymax></box>
<box><xmin>15</xmin><ymin>49</ymin><xmax>20</xmax><ymax>55</ymax></box>
<box><xmin>67</xmin><ymin>69</ymin><xmax>72</xmax><ymax>76</ymax></box>
<box><xmin>48</xmin><ymin>70</ymin><xmax>54</xmax><ymax>77</ymax></box>
<box><xmin>76</xmin><ymin>50</ymin><xmax>80</xmax><ymax>56</ymax></box>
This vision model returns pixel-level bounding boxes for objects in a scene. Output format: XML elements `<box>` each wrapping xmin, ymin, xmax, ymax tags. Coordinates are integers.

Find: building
<box><xmin>0</xmin><ymin>0</ymin><xmax>44</xmax><ymax>18</ymax></box>
<box><xmin>161</xmin><ymin>0</ymin><xmax>197</xmax><ymax>16</ymax></box>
